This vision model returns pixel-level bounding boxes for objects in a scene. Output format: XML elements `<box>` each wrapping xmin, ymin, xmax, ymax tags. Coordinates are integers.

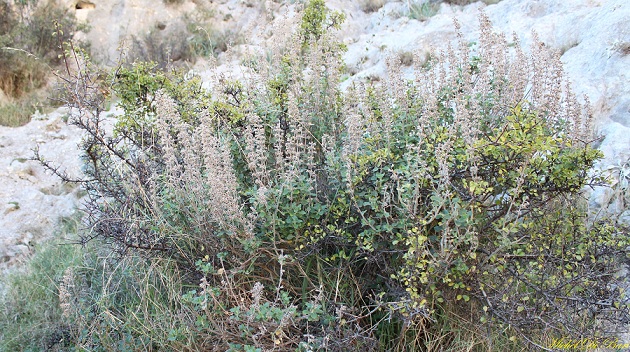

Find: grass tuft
<box><xmin>406</xmin><ymin>1</ymin><xmax>440</xmax><ymax>21</ymax></box>
<box><xmin>361</xmin><ymin>0</ymin><xmax>388</xmax><ymax>13</ymax></box>
<box><xmin>0</xmin><ymin>215</ymin><xmax>83</xmax><ymax>351</ymax></box>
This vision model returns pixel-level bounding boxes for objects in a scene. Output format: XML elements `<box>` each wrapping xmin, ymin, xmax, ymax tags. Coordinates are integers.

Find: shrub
<box><xmin>398</xmin><ymin>50</ymin><xmax>414</xmax><ymax>66</ymax></box>
<box><xmin>129</xmin><ymin>28</ymin><xmax>194</xmax><ymax>67</ymax></box>
<box><xmin>300</xmin><ymin>0</ymin><xmax>345</xmax><ymax>46</ymax></box>
<box><xmin>40</xmin><ymin>7</ymin><xmax>630</xmax><ymax>350</ymax></box>
<box><xmin>0</xmin><ymin>0</ymin><xmax>77</xmax><ymax>87</ymax></box>
<box><xmin>0</xmin><ymin>0</ymin><xmax>78</xmax><ymax>125</ymax></box>
<box><xmin>406</xmin><ymin>1</ymin><xmax>440</xmax><ymax>21</ymax></box>
<box><xmin>187</xmin><ymin>25</ymin><xmax>240</xmax><ymax>58</ymax></box>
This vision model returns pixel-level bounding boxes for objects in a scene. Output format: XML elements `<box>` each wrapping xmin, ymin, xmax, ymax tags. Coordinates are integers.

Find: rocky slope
<box><xmin>0</xmin><ymin>108</ymin><xmax>83</xmax><ymax>268</ymax></box>
<box><xmin>0</xmin><ymin>0</ymin><xmax>628</xmax><ymax>269</ymax></box>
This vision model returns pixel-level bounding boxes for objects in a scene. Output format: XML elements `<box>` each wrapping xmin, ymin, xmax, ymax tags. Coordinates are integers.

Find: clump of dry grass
<box><xmin>397</xmin><ymin>50</ymin><xmax>414</xmax><ymax>66</ymax></box>
<box><xmin>361</xmin><ymin>0</ymin><xmax>388</xmax><ymax>13</ymax></box>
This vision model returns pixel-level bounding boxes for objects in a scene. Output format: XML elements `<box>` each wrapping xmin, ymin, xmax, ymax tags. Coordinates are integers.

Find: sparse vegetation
<box><xmin>0</xmin><ymin>0</ymin><xmax>79</xmax><ymax>126</ymax></box>
<box><xmin>607</xmin><ymin>40</ymin><xmax>630</xmax><ymax>58</ymax></box>
<box><xmin>0</xmin><ymin>215</ymin><xmax>83</xmax><ymax>351</ymax></box>
<box><xmin>442</xmin><ymin>0</ymin><xmax>503</xmax><ymax>5</ymax></box>
<box><xmin>126</xmin><ymin>2</ymin><xmax>236</xmax><ymax>66</ymax></box>
<box><xmin>176</xmin><ymin>4</ymin><xmax>245</xmax><ymax>61</ymax></box>
<box><xmin>0</xmin><ymin>92</ymin><xmax>44</xmax><ymax>126</ymax></box>
<box><xmin>403</xmin><ymin>0</ymin><xmax>503</xmax><ymax>19</ymax></box>
<box><xmin>361</xmin><ymin>0</ymin><xmax>388</xmax><ymax>13</ymax></box>
<box><xmin>129</xmin><ymin>26</ymin><xmax>194</xmax><ymax>67</ymax></box>
<box><xmin>188</xmin><ymin>25</ymin><xmax>241</xmax><ymax>58</ymax></box>
<box><xmin>406</xmin><ymin>1</ymin><xmax>440</xmax><ymax>21</ymax></box>
<box><xmin>559</xmin><ymin>38</ymin><xmax>580</xmax><ymax>56</ymax></box>
<box><xmin>164</xmin><ymin>0</ymin><xmax>185</xmax><ymax>5</ymax></box>
<box><xmin>398</xmin><ymin>50</ymin><xmax>414</xmax><ymax>66</ymax></box>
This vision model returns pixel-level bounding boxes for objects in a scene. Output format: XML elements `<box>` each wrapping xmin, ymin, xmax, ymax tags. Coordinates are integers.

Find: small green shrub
<box><xmin>407</xmin><ymin>1</ymin><xmax>440</xmax><ymax>21</ymax></box>
<box><xmin>300</xmin><ymin>0</ymin><xmax>345</xmax><ymax>47</ymax></box>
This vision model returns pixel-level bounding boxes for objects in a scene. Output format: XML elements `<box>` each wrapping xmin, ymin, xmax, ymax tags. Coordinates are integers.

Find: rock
<box><xmin>77</xmin><ymin>0</ymin><xmax>198</xmax><ymax>65</ymax></box>
<box><xmin>45</xmin><ymin>132</ymin><xmax>67</xmax><ymax>140</ymax></box>
<box><xmin>12</xmin><ymin>244</ymin><xmax>30</xmax><ymax>256</ymax></box>
<box><xmin>7</xmin><ymin>161</ymin><xmax>37</xmax><ymax>183</ymax></box>
<box><xmin>0</xmin><ymin>136</ymin><xmax>12</xmax><ymax>148</ymax></box>
<box><xmin>0</xmin><ymin>105</ymin><xmax>86</xmax><ymax>271</ymax></box>
<box><xmin>45</xmin><ymin>118</ymin><xmax>63</xmax><ymax>132</ymax></box>
<box><xmin>3</xmin><ymin>202</ymin><xmax>19</xmax><ymax>214</ymax></box>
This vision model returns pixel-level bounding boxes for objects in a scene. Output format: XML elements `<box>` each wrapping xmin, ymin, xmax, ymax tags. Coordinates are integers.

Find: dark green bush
<box><xmin>0</xmin><ymin>0</ymin><xmax>78</xmax><ymax>125</ymax></box>
<box><xmin>0</xmin><ymin>0</ymin><xmax>77</xmax><ymax>92</ymax></box>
